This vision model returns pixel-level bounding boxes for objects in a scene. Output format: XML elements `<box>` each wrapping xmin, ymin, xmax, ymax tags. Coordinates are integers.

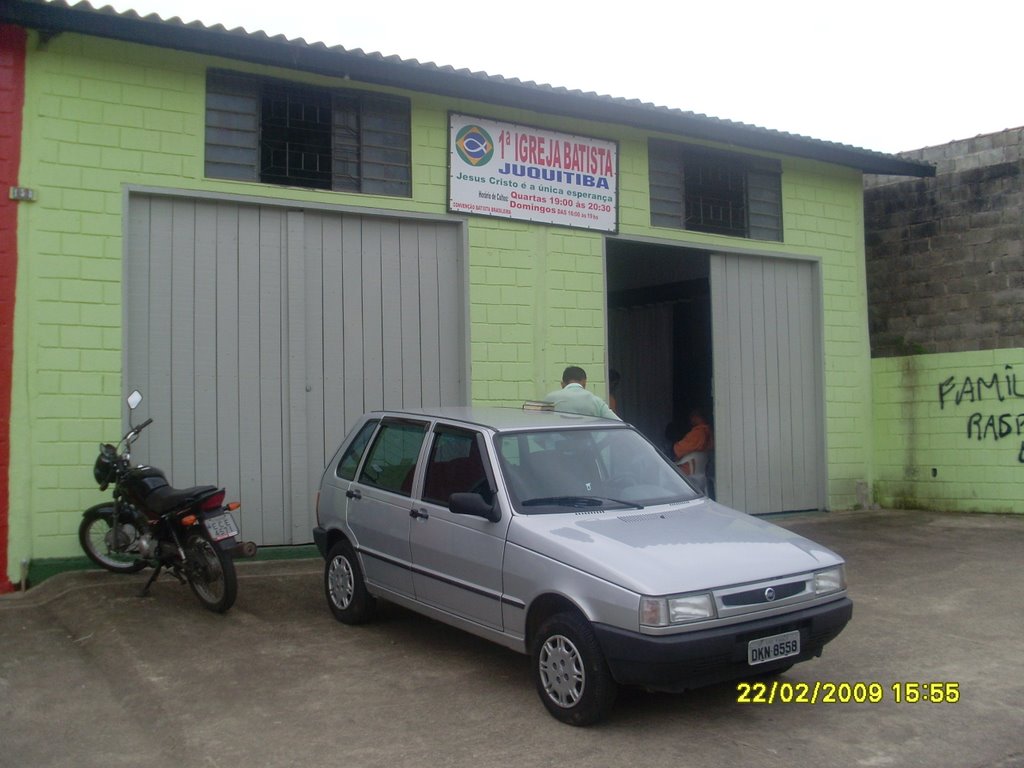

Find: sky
<box><xmin>94</xmin><ymin>0</ymin><xmax>1021</xmax><ymax>155</ymax></box>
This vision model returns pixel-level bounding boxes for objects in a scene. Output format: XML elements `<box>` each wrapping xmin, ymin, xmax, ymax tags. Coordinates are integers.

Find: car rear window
<box><xmin>357</xmin><ymin>419</ymin><xmax>428</xmax><ymax>496</ymax></box>
<box><xmin>336</xmin><ymin>419</ymin><xmax>380</xmax><ymax>480</ymax></box>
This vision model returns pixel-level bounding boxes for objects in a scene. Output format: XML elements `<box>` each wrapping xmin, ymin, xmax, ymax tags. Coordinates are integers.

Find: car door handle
<box><xmin>346</xmin><ymin>489</ymin><xmax>362</xmax><ymax>500</ymax></box>
<box><xmin>410</xmin><ymin>508</ymin><xmax>429</xmax><ymax>520</ymax></box>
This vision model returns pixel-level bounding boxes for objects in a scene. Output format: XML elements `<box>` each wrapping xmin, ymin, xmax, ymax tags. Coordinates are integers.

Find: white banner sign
<box><xmin>449</xmin><ymin>114</ymin><xmax>618</xmax><ymax>232</ymax></box>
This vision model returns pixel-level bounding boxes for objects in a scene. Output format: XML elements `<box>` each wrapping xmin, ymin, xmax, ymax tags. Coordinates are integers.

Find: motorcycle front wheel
<box><xmin>79</xmin><ymin>505</ymin><xmax>147</xmax><ymax>574</ymax></box>
<box><xmin>183</xmin><ymin>534</ymin><xmax>237</xmax><ymax>613</ymax></box>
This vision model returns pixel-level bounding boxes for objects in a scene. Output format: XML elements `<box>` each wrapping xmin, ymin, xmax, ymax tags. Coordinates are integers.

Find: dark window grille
<box><xmin>332</xmin><ymin>95</ymin><xmax>361</xmax><ymax>192</ymax></box>
<box><xmin>684</xmin><ymin>161</ymin><xmax>748</xmax><ymax>237</ymax></box>
<box><xmin>649</xmin><ymin>140</ymin><xmax>782</xmax><ymax>242</ymax></box>
<box><xmin>260</xmin><ymin>84</ymin><xmax>333</xmax><ymax>189</ymax></box>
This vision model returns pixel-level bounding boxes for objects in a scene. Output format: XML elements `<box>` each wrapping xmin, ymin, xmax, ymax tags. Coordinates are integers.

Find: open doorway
<box><xmin>606</xmin><ymin>241</ymin><xmax>712</xmax><ymax>456</ymax></box>
<box><xmin>608</xmin><ymin>242</ymin><xmax>826</xmax><ymax>514</ymax></box>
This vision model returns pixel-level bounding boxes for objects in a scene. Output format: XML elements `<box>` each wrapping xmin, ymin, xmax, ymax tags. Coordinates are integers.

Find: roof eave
<box><xmin>1</xmin><ymin>0</ymin><xmax>935</xmax><ymax>178</ymax></box>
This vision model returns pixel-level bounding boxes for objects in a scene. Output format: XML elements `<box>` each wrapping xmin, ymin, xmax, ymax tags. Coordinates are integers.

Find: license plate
<box><xmin>748</xmin><ymin>630</ymin><xmax>800</xmax><ymax>665</ymax></box>
<box><xmin>204</xmin><ymin>512</ymin><xmax>239</xmax><ymax>541</ymax></box>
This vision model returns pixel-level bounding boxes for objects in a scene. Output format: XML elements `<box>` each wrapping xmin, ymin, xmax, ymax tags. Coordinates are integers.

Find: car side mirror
<box><xmin>450</xmin><ymin>492</ymin><xmax>501</xmax><ymax>523</ymax></box>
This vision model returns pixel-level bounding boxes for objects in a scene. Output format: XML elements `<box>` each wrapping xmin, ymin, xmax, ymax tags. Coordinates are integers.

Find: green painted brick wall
<box><xmin>7</xmin><ymin>30</ymin><xmax>882</xmax><ymax>577</ymax></box>
<box><xmin>872</xmin><ymin>349</ymin><xmax>1024</xmax><ymax>513</ymax></box>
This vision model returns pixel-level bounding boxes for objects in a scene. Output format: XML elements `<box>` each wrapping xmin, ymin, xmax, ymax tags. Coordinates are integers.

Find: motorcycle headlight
<box><xmin>93</xmin><ymin>444</ymin><xmax>118</xmax><ymax>486</ymax></box>
<box><xmin>813</xmin><ymin>565</ymin><xmax>846</xmax><ymax>595</ymax></box>
<box><xmin>640</xmin><ymin>592</ymin><xmax>716</xmax><ymax>627</ymax></box>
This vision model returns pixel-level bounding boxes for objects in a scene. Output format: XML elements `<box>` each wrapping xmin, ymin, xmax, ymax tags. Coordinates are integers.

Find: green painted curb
<box><xmin>24</xmin><ymin>544</ymin><xmax>319</xmax><ymax>588</ymax></box>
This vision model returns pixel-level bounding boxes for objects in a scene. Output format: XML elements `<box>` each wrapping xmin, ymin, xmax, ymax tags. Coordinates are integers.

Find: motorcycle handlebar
<box><xmin>122</xmin><ymin>417</ymin><xmax>154</xmax><ymax>447</ymax></box>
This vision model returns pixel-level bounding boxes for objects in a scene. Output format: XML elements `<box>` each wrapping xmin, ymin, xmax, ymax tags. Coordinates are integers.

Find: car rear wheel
<box><xmin>532</xmin><ymin>611</ymin><xmax>617</xmax><ymax>726</ymax></box>
<box><xmin>325</xmin><ymin>540</ymin><xmax>376</xmax><ymax>624</ymax></box>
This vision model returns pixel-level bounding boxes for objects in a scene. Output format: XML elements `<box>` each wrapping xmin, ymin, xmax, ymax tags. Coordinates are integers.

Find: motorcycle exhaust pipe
<box><xmin>232</xmin><ymin>540</ymin><xmax>258</xmax><ymax>558</ymax></box>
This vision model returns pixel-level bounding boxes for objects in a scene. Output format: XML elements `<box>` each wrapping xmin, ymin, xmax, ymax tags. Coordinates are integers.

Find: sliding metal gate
<box><xmin>125</xmin><ymin>194</ymin><xmax>466</xmax><ymax>544</ymax></box>
<box><xmin>710</xmin><ymin>253</ymin><xmax>825</xmax><ymax>513</ymax></box>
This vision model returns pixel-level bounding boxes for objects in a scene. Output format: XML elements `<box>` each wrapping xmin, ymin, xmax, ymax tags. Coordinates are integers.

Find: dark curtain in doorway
<box><xmin>609</xmin><ymin>303</ymin><xmax>674</xmax><ymax>450</ymax></box>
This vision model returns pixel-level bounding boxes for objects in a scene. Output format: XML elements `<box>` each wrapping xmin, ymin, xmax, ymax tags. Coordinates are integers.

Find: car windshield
<box><xmin>494</xmin><ymin>426</ymin><xmax>700</xmax><ymax>514</ymax></box>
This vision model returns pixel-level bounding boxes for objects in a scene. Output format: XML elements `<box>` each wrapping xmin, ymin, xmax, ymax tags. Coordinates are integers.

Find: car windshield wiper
<box><xmin>521</xmin><ymin>496</ymin><xmax>644</xmax><ymax>510</ymax></box>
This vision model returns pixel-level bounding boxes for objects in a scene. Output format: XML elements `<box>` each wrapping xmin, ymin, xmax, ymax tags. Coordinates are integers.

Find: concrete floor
<box><xmin>1</xmin><ymin>508</ymin><xmax>1022</xmax><ymax>768</ymax></box>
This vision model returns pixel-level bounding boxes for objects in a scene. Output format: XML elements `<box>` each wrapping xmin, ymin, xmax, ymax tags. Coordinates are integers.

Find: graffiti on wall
<box><xmin>938</xmin><ymin>365</ymin><xmax>1024</xmax><ymax>462</ymax></box>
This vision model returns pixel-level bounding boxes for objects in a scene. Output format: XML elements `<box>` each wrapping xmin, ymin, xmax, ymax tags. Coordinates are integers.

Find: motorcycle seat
<box><xmin>146</xmin><ymin>485</ymin><xmax>220</xmax><ymax>516</ymax></box>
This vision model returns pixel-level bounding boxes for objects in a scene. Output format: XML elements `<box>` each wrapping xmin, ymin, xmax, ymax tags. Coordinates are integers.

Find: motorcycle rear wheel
<box><xmin>183</xmin><ymin>535</ymin><xmax>237</xmax><ymax>613</ymax></box>
<box><xmin>79</xmin><ymin>506</ymin><xmax>147</xmax><ymax>573</ymax></box>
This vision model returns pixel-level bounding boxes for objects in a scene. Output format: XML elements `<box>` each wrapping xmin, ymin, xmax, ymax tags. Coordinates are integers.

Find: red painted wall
<box><xmin>0</xmin><ymin>25</ymin><xmax>26</xmax><ymax>593</ymax></box>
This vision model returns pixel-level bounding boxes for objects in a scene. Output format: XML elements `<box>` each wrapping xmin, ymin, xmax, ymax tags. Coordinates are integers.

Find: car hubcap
<box><xmin>538</xmin><ymin>634</ymin><xmax>585</xmax><ymax>707</ymax></box>
<box><xmin>329</xmin><ymin>556</ymin><xmax>355</xmax><ymax>609</ymax></box>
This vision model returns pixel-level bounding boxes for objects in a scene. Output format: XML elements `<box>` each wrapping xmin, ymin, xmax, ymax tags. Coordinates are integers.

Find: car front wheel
<box><xmin>532</xmin><ymin>611</ymin><xmax>617</xmax><ymax>726</ymax></box>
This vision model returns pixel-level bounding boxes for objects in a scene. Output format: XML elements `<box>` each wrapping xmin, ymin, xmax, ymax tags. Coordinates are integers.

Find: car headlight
<box><xmin>813</xmin><ymin>565</ymin><xmax>846</xmax><ymax>595</ymax></box>
<box><xmin>640</xmin><ymin>593</ymin><xmax>716</xmax><ymax>627</ymax></box>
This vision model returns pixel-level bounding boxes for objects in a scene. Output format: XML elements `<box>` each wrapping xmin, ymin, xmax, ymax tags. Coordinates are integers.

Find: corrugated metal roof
<box><xmin>2</xmin><ymin>0</ymin><xmax>935</xmax><ymax>177</ymax></box>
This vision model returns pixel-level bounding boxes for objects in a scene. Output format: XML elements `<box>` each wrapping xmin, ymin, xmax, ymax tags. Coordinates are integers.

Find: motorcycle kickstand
<box><xmin>140</xmin><ymin>563</ymin><xmax>186</xmax><ymax>596</ymax></box>
<box><xmin>140</xmin><ymin>563</ymin><xmax>163</xmax><ymax>596</ymax></box>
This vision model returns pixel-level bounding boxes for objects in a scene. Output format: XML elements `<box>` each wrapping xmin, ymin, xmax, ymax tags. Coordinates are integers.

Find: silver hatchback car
<box><xmin>313</xmin><ymin>407</ymin><xmax>851</xmax><ymax>725</ymax></box>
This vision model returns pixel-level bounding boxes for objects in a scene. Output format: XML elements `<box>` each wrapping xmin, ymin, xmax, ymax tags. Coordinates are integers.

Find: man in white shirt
<box><xmin>544</xmin><ymin>366</ymin><xmax>620</xmax><ymax>420</ymax></box>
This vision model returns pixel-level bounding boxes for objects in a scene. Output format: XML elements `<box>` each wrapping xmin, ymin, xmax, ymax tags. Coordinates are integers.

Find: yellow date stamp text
<box><xmin>736</xmin><ymin>681</ymin><xmax>961</xmax><ymax>704</ymax></box>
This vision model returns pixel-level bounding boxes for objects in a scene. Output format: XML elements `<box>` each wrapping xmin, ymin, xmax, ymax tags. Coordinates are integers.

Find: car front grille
<box><xmin>721</xmin><ymin>580</ymin><xmax>806</xmax><ymax>607</ymax></box>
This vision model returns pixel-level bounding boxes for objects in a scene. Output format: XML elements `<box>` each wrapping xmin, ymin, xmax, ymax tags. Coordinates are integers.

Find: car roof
<box><xmin>366</xmin><ymin>406</ymin><xmax>627</xmax><ymax>433</ymax></box>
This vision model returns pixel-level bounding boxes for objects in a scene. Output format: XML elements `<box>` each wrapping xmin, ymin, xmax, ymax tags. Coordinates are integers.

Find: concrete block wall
<box><xmin>873</xmin><ymin>350</ymin><xmax>1024</xmax><ymax>513</ymax></box>
<box><xmin>785</xmin><ymin>162</ymin><xmax>875</xmax><ymax>506</ymax></box>
<box><xmin>466</xmin><ymin>218</ymin><xmax>610</xmax><ymax>404</ymax></box>
<box><xmin>864</xmin><ymin>128</ymin><xmax>1024</xmax><ymax>357</ymax></box>
<box><xmin>866</xmin><ymin>128</ymin><xmax>1024</xmax><ymax>514</ymax></box>
<box><xmin>14</xmin><ymin>34</ymin><xmax>212</xmax><ymax>559</ymax></box>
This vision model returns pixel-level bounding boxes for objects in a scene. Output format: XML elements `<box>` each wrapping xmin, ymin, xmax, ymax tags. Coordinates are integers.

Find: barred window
<box><xmin>205</xmin><ymin>70</ymin><xmax>411</xmax><ymax>197</ymax></box>
<box><xmin>649</xmin><ymin>140</ymin><xmax>782</xmax><ymax>241</ymax></box>
<box><xmin>260</xmin><ymin>82</ymin><xmax>333</xmax><ymax>189</ymax></box>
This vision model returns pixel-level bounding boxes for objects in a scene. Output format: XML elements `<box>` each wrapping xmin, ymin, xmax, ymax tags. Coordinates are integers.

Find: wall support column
<box><xmin>0</xmin><ymin>24</ymin><xmax>27</xmax><ymax>593</ymax></box>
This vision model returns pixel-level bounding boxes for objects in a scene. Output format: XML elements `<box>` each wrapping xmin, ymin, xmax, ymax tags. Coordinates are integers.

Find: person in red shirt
<box><xmin>672</xmin><ymin>408</ymin><xmax>714</xmax><ymax>474</ymax></box>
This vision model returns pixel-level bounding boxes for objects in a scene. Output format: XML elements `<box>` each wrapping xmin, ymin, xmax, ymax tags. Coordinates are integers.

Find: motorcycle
<box><xmin>78</xmin><ymin>390</ymin><xmax>257</xmax><ymax>612</ymax></box>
